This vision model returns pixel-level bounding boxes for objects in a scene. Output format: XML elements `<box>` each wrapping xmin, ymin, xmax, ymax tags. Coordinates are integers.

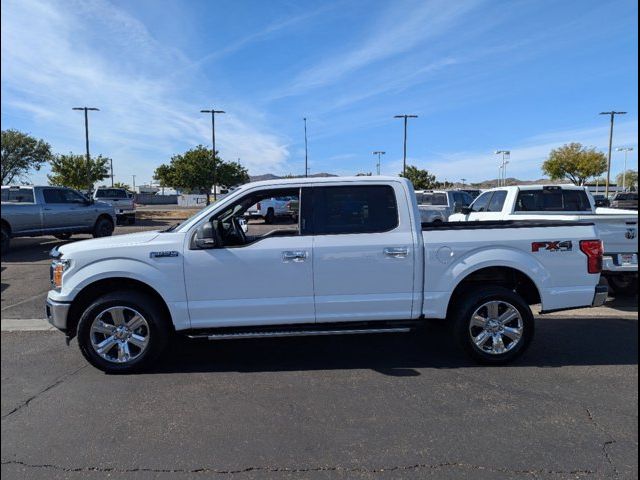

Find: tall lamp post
<box><xmin>303</xmin><ymin>117</ymin><xmax>309</xmax><ymax>177</ymax></box>
<box><xmin>600</xmin><ymin>111</ymin><xmax>626</xmax><ymax>198</ymax></box>
<box><xmin>373</xmin><ymin>151</ymin><xmax>385</xmax><ymax>175</ymax></box>
<box><xmin>201</xmin><ymin>108</ymin><xmax>225</xmax><ymax>202</ymax></box>
<box><xmin>616</xmin><ymin>147</ymin><xmax>634</xmax><ymax>191</ymax></box>
<box><xmin>72</xmin><ymin>107</ymin><xmax>99</xmax><ymax>192</ymax></box>
<box><xmin>394</xmin><ymin>114</ymin><xmax>418</xmax><ymax>176</ymax></box>
<box><xmin>495</xmin><ymin>150</ymin><xmax>510</xmax><ymax>186</ymax></box>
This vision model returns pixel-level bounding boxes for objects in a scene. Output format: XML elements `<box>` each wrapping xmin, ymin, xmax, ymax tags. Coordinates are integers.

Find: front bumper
<box><xmin>46</xmin><ymin>297</ymin><xmax>71</xmax><ymax>331</ymax></box>
<box><xmin>591</xmin><ymin>285</ymin><xmax>609</xmax><ymax>308</ymax></box>
<box><xmin>116</xmin><ymin>209</ymin><xmax>136</xmax><ymax>216</ymax></box>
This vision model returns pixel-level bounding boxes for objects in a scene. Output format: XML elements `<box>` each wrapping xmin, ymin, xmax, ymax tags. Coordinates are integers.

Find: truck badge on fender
<box><xmin>625</xmin><ymin>228</ymin><xmax>637</xmax><ymax>240</ymax></box>
<box><xmin>531</xmin><ymin>241</ymin><xmax>573</xmax><ymax>252</ymax></box>
<box><xmin>150</xmin><ymin>251</ymin><xmax>179</xmax><ymax>258</ymax></box>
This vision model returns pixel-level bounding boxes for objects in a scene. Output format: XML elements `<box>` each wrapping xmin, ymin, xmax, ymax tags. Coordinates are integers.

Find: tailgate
<box><xmin>593</xmin><ymin>216</ymin><xmax>638</xmax><ymax>254</ymax></box>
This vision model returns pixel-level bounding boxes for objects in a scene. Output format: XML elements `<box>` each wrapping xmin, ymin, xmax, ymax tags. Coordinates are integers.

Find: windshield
<box><xmin>416</xmin><ymin>193</ymin><xmax>447</xmax><ymax>206</ymax></box>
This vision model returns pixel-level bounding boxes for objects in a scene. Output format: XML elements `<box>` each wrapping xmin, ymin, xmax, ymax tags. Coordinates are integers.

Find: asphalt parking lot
<box><xmin>1</xmin><ymin>219</ymin><xmax>638</xmax><ymax>479</ymax></box>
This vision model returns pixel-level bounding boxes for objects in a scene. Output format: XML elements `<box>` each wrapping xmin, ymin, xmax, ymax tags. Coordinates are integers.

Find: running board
<box><xmin>186</xmin><ymin>326</ymin><xmax>412</xmax><ymax>341</ymax></box>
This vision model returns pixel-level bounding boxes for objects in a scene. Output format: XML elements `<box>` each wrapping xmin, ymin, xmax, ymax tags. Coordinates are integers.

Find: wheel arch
<box><xmin>66</xmin><ymin>277</ymin><xmax>174</xmax><ymax>340</ymax></box>
<box><xmin>446</xmin><ymin>266</ymin><xmax>541</xmax><ymax>320</ymax></box>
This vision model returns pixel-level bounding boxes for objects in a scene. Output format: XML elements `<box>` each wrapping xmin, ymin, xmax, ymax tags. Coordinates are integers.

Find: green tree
<box><xmin>154</xmin><ymin>145</ymin><xmax>249</xmax><ymax>203</ymax></box>
<box><xmin>1</xmin><ymin>129</ymin><xmax>53</xmax><ymax>184</ymax></box>
<box><xmin>400</xmin><ymin>165</ymin><xmax>437</xmax><ymax>190</ymax></box>
<box><xmin>48</xmin><ymin>153</ymin><xmax>111</xmax><ymax>190</ymax></box>
<box><xmin>542</xmin><ymin>143</ymin><xmax>607</xmax><ymax>185</ymax></box>
<box><xmin>113</xmin><ymin>181</ymin><xmax>131</xmax><ymax>190</ymax></box>
<box><xmin>616</xmin><ymin>170</ymin><xmax>638</xmax><ymax>191</ymax></box>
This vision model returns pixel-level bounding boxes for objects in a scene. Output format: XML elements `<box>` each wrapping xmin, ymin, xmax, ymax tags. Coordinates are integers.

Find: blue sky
<box><xmin>1</xmin><ymin>0</ymin><xmax>638</xmax><ymax>186</ymax></box>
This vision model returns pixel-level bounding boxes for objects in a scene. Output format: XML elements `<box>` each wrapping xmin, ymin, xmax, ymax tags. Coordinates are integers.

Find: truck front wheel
<box><xmin>93</xmin><ymin>217</ymin><xmax>114</xmax><ymax>238</ymax></box>
<box><xmin>264</xmin><ymin>208</ymin><xmax>275</xmax><ymax>224</ymax></box>
<box><xmin>451</xmin><ymin>286</ymin><xmax>534</xmax><ymax>364</ymax></box>
<box><xmin>77</xmin><ymin>291</ymin><xmax>170</xmax><ymax>373</ymax></box>
<box><xmin>1</xmin><ymin>224</ymin><xmax>9</xmax><ymax>253</ymax></box>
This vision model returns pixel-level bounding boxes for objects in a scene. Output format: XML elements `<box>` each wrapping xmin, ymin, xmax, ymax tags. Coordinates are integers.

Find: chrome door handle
<box><xmin>282</xmin><ymin>251</ymin><xmax>308</xmax><ymax>262</ymax></box>
<box><xmin>383</xmin><ymin>247</ymin><xmax>409</xmax><ymax>258</ymax></box>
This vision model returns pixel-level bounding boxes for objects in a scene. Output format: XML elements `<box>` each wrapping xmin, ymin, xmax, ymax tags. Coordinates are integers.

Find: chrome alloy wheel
<box><xmin>90</xmin><ymin>306</ymin><xmax>150</xmax><ymax>363</ymax></box>
<box><xmin>468</xmin><ymin>300</ymin><xmax>523</xmax><ymax>355</ymax></box>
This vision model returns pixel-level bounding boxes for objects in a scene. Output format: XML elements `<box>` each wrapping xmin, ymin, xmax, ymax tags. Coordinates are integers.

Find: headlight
<box><xmin>50</xmin><ymin>259</ymin><xmax>70</xmax><ymax>289</ymax></box>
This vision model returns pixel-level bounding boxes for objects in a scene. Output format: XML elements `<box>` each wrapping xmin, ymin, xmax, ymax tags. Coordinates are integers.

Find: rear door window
<box><xmin>313</xmin><ymin>185</ymin><xmax>398</xmax><ymax>234</ymax></box>
<box><xmin>1</xmin><ymin>188</ymin><xmax>35</xmax><ymax>203</ymax></box>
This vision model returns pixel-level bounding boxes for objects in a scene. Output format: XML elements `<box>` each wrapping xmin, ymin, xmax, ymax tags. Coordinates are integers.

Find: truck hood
<box><xmin>58</xmin><ymin>231</ymin><xmax>161</xmax><ymax>256</ymax></box>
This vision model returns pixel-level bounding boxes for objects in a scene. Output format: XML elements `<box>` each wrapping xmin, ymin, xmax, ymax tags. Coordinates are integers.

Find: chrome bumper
<box><xmin>602</xmin><ymin>254</ymin><xmax>638</xmax><ymax>273</ymax></box>
<box><xmin>591</xmin><ymin>285</ymin><xmax>609</xmax><ymax>308</ymax></box>
<box><xmin>45</xmin><ymin>297</ymin><xmax>71</xmax><ymax>331</ymax></box>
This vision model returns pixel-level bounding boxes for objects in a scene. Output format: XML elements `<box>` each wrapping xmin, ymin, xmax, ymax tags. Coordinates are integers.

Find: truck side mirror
<box><xmin>460</xmin><ymin>206</ymin><xmax>472</xmax><ymax>215</ymax></box>
<box><xmin>193</xmin><ymin>222</ymin><xmax>217</xmax><ymax>249</ymax></box>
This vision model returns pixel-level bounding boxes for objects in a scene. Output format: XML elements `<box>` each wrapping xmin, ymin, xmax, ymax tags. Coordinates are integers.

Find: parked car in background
<box><xmin>610</xmin><ymin>192</ymin><xmax>638</xmax><ymax>210</ymax></box>
<box><xmin>449</xmin><ymin>185</ymin><xmax>638</xmax><ymax>295</ymax></box>
<box><xmin>245</xmin><ymin>196</ymin><xmax>298</xmax><ymax>224</ymax></box>
<box><xmin>415</xmin><ymin>190</ymin><xmax>474</xmax><ymax>223</ymax></box>
<box><xmin>592</xmin><ymin>194</ymin><xmax>610</xmax><ymax>208</ymax></box>
<box><xmin>459</xmin><ymin>188</ymin><xmax>482</xmax><ymax>199</ymax></box>
<box><xmin>46</xmin><ymin>176</ymin><xmax>607</xmax><ymax>372</ymax></box>
<box><xmin>93</xmin><ymin>187</ymin><xmax>136</xmax><ymax>224</ymax></box>
<box><xmin>1</xmin><ymin>185</ymin><xmax>116</xmax><ymax>251</ymax></box>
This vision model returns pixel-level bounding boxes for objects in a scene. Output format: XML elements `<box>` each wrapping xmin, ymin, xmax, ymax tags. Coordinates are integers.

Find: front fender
<box><xmin>50</xmin><ymin>257</ymin><xmax>189</xmax><ymax>330</ymax></box>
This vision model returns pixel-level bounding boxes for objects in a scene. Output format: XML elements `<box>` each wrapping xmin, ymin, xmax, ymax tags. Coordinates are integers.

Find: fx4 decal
<box><xmin>531</xmin><ymin>240</ymin><xmax>573</xmax><ymax>253</ymax></box>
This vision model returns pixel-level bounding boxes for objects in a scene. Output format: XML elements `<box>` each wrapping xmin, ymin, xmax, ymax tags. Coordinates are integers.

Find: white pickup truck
<box><xmin>46</xmin><ymin>177</ymin><xmax>607</xmax><ymax>373</ymax></box>
<box><xmin>245</xmin><ymin>196</ymin><xmax>298</xmax><ymax>224</ymax></box>
<box><xmin>449</xmin><ymin>185</ymin><xmax>638</xmax><ymax>295</ymax></box>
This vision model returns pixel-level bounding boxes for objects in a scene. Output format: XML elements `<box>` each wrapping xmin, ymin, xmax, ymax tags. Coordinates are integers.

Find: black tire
<box><xmin>450</xmin><ymin>286</ymin><xmax>534</xmax><ymax>365</ymax></box>
<box><xmin>1</xmin><ymin>225</ymin><xmax>9</xmax><ymax>253</ymax></box>
<box><xmin>608</xmin><ymin>276</ymin><xmax>638</xmax><ymax>297</ymax></box>
<box><xmin>93</xmin><ymin>217</ymin><xmax>114</xmax><ymax>238</ymax></box>
<box><xmin>77</xmin><ymin>290</ymin><xmax>170</xmax><ymax>373</ymax></box>
<box><xmin>54</xmin><ymin>233</ymin><xmax>72</xmax><ymax>240</ymax></box>
<box><xmin>264</xmin><ymin>208</ymin><xmax>275</xmax><ymax>224</ymax></box>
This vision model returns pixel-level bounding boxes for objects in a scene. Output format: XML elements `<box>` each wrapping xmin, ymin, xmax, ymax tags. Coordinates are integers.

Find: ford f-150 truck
<box><xmin>93</xmin><ymin>187</ymin><xmax>136</xmax><ymax>224</ymax></box>
<box><xmin>46</xmin><ymin>177</ymin><xmax>607</xmax><ymax>373</ymax></box>
<box><xmin>449</xmin><ymin>185</ymin><xmax>638</xmax><ymax>295</ymax></box>
<box><xmin>1</xmin><ymin>185</ymin><xmax>116</xmax><ymax>252</ymax></box>
<box><xmin>245</xmin><ymin>196</ymin><xmax>298</xmax><ymax>223</ymax></box>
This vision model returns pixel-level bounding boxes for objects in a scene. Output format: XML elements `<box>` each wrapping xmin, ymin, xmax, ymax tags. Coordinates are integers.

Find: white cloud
<box><xmin>272</xmin><ymin>0</ymin><xmax>482</xmax><ymax>98</ymax></box>
<box><xmin>397</xmin><ymin>120</ymin><xmax>639</xmax><ymax>182</ymax></box>
<box><xmin>1</xmin><ymin>0</ymin><xmax>290</xmax><ymax>184</ymax></box>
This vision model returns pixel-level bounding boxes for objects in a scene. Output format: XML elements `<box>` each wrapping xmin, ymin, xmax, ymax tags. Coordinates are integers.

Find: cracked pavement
<box><xmin>2</xmin><ymin>313</ymin><xmax>638</xmax><ymax>480</ymax></box>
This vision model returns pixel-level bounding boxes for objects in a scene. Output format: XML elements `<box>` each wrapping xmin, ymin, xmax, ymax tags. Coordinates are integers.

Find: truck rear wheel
<box><xmin>607</xmin><ymin>275</ymin><xmax>638</xmax><ymax>297</ymax></box>
<box><xmin>77</xmin><ymin>291</ymin><xmax>170</xmax><ymax>373</ymax></box>
<box><xmin>93</xmin><ymin>217</ymin><xmax>114</xmax><ymax>238</ymax></box>
<box><xmin>450</xmin><ymin>286</ymin><xmax>534</xmax><ymax>364</ymax></box>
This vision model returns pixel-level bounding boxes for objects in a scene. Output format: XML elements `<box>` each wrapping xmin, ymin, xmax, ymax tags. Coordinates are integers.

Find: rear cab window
<box><xmin>95</xmin><ymin>189</ymin><xmax>128</xmax><ymax>199</ymax></box>
<box><xmin>313</xmin><ymin>185</ymin><xmax>398</xmax><ymax>234</ymax></box>
<box><xmin>1</xmin><ymin>187</ymin><xmax>35</xmax><ymax>203</ymax></box>
<box><xmin>416</xmin><ymin>192</ymin><xmax>448</xmax><ymax>206</ymax></box>
<box><xmin>515</xmin><ymin>188</ymin><xmax>592</xmax><ymax>212</ymax></box>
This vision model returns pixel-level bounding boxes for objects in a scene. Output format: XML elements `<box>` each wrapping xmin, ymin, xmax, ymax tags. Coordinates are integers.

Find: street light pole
<box><xmin>616</xmin><ymin>147</ymin><xmax>634</xmax><ymax>191</ymax></box>
<box><xmin>72</xmin><ymin>107</ymin><xmax>99</xmax><ymax>192</ymax></box>
<box><xmin>600</xmin><ymin>111</ymin><xmax>627</xmax><ymax>198</ymax></box>
<box><xmin>201</xmin><ymin>108</ymin><xmax>225</xmax><ymax>202</ymax></box>
<box><xmin>495</xmin><ymin>150</ymin><xmax>510</xmax><ymax>186</ymax></box>
<box><xmin>373</xmin><ymin>151</ymin><xmax>385</xmax><ymax>175</ymax></box>
<box><xmin>303</xmin><ymin>117</ymin><xmax>309</xmax><ymax>177</ymax></box>
<box><xmin>461</xmin><ymin>178</ymin><xmax>466</xmax><ymax>187</ymax></box>
<box><xmin>394</xmin><ymin>114</ymin><xmax>418</xmax><ymax>176</ymax></box>
<box><xmin>132</xmin><ymin>175</ymin><xmax>136</xmax><ymax>191</ymax></box>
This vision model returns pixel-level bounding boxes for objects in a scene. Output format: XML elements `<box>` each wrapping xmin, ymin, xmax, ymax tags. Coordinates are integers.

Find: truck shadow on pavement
<box><xmin>150</xmin><ymin>316</ymin><xmax>638</xmax><ymax>376</ymax></box>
